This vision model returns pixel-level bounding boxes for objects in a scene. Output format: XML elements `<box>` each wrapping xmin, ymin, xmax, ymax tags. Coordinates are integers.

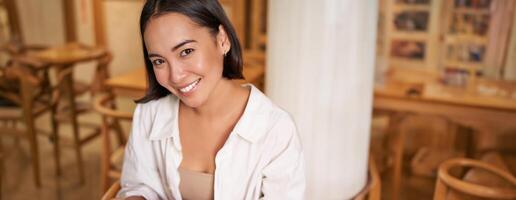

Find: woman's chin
<box><xmin>180</xmin><ymin>97</ymin><xmax>205</xmax><ymax>108</ymax></box>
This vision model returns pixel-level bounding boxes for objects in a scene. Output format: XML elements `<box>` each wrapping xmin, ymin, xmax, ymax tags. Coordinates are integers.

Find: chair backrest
<box><xmin>434</xmin><ymin>158</ymin><xmax>516</xmax><ymax>200</ymax></box>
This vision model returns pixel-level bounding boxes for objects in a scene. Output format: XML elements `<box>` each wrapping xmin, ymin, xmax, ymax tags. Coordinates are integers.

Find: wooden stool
<box><xmin>434</xmin><ymin>158</ymin><xmax>516</xmax><ymax>200</ymax></box>
<box><xmin>93</xmin><ymin>94</ymin><xmax>132</xmax><ymax>193</ymax></box>
<box><xmin>50</xmin><ymin>50</ymin><xmax>111</xmax><ymax>184</ymax></box>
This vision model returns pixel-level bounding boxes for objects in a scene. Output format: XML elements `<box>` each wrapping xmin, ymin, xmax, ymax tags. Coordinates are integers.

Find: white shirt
<box><xmin>118</xmin><ymin>85</ymin><xmax>305</xmax><ymax>200</ymax></box>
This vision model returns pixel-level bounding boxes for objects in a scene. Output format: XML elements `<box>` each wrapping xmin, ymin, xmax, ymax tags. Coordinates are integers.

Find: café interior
<box><xmin>0</xmin><ymin>0</ymin><xmax>516</xmax><ymax>199</ymax></box>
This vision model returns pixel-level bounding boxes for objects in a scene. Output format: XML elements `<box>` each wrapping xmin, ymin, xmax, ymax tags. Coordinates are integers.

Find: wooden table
<box><xmin>374</xmin><ymin>78</ymin><xmax>516</xmax><ymax>200</ymax></box>
<box><xmin>375</xmin><ymin>79</ymin><xmax>516</xmax><ymax>130</ymax></box>
<box><xmin>106</xmin><ymin>63</ymin><xmax>266</xmax><ymax>98</ymax></box>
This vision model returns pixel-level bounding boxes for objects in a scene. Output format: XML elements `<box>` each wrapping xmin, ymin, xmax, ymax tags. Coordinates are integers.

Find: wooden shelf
<box><xmin>454</xmin><ymin>8</ymin><xmax>490</xmax><ymax>15</ymax></box>
<box><xmin>390</xmin><ymin>57</ymin><xmax>426</xmax><ymax>68</ymax></box>
<box><xmin>445</xmin><ymin>60</ymin><xmax>484</xmax><ymax>71</ymax></box>
<box><xmin>391</xmin><ymin>31</ymin><xmax>429</xmax><ymax>41</ymax></box>
<box><xmin>392</xmin><ymin>4</ymin><xmax>431</xmax><ymax>12</ymax></box>
<box><xmin>445</xmin><ymin>35</ymin><xmax>488</xmax><ymax>45</ymax></box>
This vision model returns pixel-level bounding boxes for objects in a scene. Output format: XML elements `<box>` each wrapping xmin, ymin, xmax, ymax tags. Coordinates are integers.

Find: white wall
<box><xmin>267</xmin><ymin>0</ymin><xmax>378</xmax><ymax>199</ymax></box>
<box><xmin>13</xmin><ymin>0</ymin><xmax>144</xmax><ymax>82</ymax></box>
<box><xmin>16</xmin><ymin>0</ymin><xmax>65</xmax><ymax>45</ymax></box>
<box><xmin>504</xmin><ymin>7</ymin><xmax>516</xmax><ymax>81</ymax></box>
<box><xmin>72</xmin><ymin>0</ymin><xmax>145</xmax><ymax>80</ymax></box>
<box><xmin>103</xmin><ymin>0</ymin><xmax>145</xmax><ymax>76</ymax></box>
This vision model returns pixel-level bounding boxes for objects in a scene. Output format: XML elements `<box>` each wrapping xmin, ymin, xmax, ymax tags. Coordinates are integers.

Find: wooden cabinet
<box><xmin>440</xmin><ymin>0</ymin><xmax>492</xmax><ymax>86</ymax></box>
<box><xmin>383</xmin><ymin>0</ymin><xmax>442</xmax><ymax>72</ymax></box>
<box><xmin>381</xmin><ymin>0</ymin><xmax>515</xmax><ymax>83</ymax></box>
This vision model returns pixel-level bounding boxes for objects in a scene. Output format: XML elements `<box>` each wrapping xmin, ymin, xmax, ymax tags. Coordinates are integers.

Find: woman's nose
<box><xmin>169</xmin><ymin>61</ymin><xmax>187</xmax><ymax>83</ymax></box>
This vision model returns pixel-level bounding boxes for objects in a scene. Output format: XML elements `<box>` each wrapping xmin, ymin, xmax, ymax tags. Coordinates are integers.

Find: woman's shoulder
<box><xmin>248</xmin><ymin>86</ymin><xmax>297</xmax><ymax>140</ymax></box>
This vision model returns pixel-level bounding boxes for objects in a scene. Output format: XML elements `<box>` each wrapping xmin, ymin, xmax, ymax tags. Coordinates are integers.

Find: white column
<box><xmin>266</xmin><ymin>0</ymin><xmax>378</xmax><ymax>199</ymax></box>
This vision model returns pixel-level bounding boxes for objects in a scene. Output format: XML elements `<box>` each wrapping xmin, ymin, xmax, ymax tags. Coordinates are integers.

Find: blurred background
<box><xmin>0</xmin><ymin>0</ymin><xmax>515</xmax><ymax>199</ymax></box>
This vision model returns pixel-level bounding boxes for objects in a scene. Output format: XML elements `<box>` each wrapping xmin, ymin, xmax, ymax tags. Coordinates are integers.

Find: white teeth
<box><xmin>179</xmin><ymin>79</ymin><xmax>200</xmax><ymax>93</ymax></box>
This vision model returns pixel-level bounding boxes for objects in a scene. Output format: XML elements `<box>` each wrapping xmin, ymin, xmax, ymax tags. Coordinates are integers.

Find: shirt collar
<box><xmin>148</xmin><ymin>95</ymin><xmax>180</xmax><ymax>141</ymax></box>
<box><xmin>147</xmin><ymin>84</ymin><xmax>269</xmax><ymax>144</ymax></box>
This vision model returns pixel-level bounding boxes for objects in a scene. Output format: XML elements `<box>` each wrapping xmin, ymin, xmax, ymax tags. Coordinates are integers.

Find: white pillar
<box><xmin>266</xmin><ymin>0</ymin><xmax>378</xmax><ymax>199</ymax></box>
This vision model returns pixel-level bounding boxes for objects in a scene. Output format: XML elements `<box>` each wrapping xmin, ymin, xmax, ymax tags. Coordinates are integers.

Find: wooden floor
<box><xmin>2</xmin><ymin>101</ymin><xmax>515</xmax><ymax>199</ymax></box>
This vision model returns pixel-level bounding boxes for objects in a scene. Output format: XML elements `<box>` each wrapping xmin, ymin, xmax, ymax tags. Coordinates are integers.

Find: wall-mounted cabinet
<box><xmin>381</xmin><ymin>0</ymin><xmax>516</xmax><ymax>82</ymax></box>
<box><xmin>383</xmin><ymin>0</ymin><xmax>442</xmax><ymax>72</ymax></box>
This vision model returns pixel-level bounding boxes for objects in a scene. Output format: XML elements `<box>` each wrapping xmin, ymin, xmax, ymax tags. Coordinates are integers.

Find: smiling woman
<box><xmin>117</xmin><ymin>0</ymin><xmax>305</xmax><ymax>200</ymax></box>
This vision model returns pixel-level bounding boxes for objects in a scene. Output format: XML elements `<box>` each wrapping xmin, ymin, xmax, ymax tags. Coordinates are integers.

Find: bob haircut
<box><xmin>136</xmin><ymin>0</ymin><xmax>244</xmax><ymax>103</ymax></box>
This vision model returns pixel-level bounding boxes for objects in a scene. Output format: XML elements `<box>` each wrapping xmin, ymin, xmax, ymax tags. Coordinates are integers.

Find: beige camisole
<box><xmin>178</xmin><ymin>168</ymin><xmax>214</xmax><ymax>200</ymax></box>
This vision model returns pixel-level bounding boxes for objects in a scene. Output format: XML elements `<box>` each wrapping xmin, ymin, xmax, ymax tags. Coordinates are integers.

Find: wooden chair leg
<box><xmin>388</xmin><ymin>113</ymin><xmax>405</xmax><ymax>200</ymax></box>
<box><xmin>50</xmin><ymin>106</ymin><xmax>61</xmax><ymax>176</ymax></box>
<box><xmin>21</xmin><ymin>79</ymin><xmax>41</xmax><ymax>187</ymax></box>
<box><xmin>433</xmin><ymin>178</ymin><xmax>447</xmax><ymax>200</ymax></box>
<box><xmin>63</xmin><ymin>71</ymin><xmax>85</xmax><ymax>184</ymax></box>
<box><xmin>100</xmin><ymin>117</ymin><xmax>111</xmax><ymax>193</ymax></box>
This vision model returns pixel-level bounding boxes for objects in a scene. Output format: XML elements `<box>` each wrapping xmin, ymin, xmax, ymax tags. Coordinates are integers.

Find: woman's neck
<box><xmin>187</xmin><ymin>79</ymin><xmax>249</xmax><ymax>120</ymax></box>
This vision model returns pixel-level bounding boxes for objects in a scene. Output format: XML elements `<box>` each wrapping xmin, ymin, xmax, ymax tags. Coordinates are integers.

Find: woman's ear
<box><xmin>217</xmin><ymin>25</ymin><xmax>231</xmax><ymax>55</ymax></box>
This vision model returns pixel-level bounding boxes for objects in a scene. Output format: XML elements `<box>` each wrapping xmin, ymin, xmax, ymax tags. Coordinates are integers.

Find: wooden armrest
<box><xmin>93</xmin><ymin>94</ymin><xmax>133</xmax><ymax>120</ymax></box>
<box><xmin>438</xmin><ymin>158</ymin><xmax>516</xmax><ymax>199</ymax></box>
<box><xmin>101</xmin><ymin>180</ymin><xmax>121</xmax><ymax>200</ymax></box>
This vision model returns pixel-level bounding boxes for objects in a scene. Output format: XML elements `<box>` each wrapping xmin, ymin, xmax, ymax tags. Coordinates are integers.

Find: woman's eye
<box><xmin>152</xmin><ymin>59</ymin><xmax>165</xmax><ymax>66</ymax></box>
<box><xmin>180</xmin><ymin>48</ymin><xmax>194</xmax><ymax>57</ymax></box>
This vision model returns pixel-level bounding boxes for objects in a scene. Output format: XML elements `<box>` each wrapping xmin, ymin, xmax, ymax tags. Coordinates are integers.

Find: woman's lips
<box><xmin>179</xmin><ymin>78</ymin><xmax>201</xmax><ymax>94</ymax></box>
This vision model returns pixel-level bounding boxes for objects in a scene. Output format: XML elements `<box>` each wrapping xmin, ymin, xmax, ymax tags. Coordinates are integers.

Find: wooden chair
<box><xmin>402</xmin><ymin>115</ymin><xmax>467</xmax><ymax>179</ymax></box>
<box><xmin>101</xmin><ymin>180</ymin><xmax>121</xmax><ymax>200</ymax></box>
<box><xmin>377</xmin><ymin>113</ymin><xmax>468</xmax><ymax>200</ymax></box>
<box><xmin>52</xmin><ymin>51</ymin><xmax>112</xmax><ymax>183</ymax></box>
<box><xmin>353</xmin><ymin>155</ymin><xmax>381</xmax><ymax>200</ymax></box>
<box><xmin>93</xmin><ymin>94</ymin><xmax>132</xmax><ymax>193</ymax></box>
<box><xmin>434</xmin><ymin>158</ymin><xmax>516</xmax><ymax>200</ymax></box>
<box><xmin>0</xmin><ymin>58</ymin><xmax>56</xmax><ymax>187</ymax></box>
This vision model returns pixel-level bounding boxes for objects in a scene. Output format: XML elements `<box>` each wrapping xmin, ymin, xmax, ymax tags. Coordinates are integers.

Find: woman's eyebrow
<box><xmin>147</xmin><ymin>40</ymin><xmax>197</xmax><ymax>58</ymax></box>
<box><xmin>172</xmin><ymin>39</ymin><xmax>197</xmax><ymax>52</ymax></box>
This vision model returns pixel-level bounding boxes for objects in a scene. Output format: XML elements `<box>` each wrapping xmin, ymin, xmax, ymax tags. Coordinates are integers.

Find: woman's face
<box><xmin>144</xmin><ymin>13</ymin><xmax>230</xmax><ymax>108</ymax></box>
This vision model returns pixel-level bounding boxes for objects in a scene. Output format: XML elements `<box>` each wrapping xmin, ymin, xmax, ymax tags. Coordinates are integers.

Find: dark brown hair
<box><xmin>136</xmin><ymin>0</ymin><xmax>244</xmax><ymax>103</ymax></box>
